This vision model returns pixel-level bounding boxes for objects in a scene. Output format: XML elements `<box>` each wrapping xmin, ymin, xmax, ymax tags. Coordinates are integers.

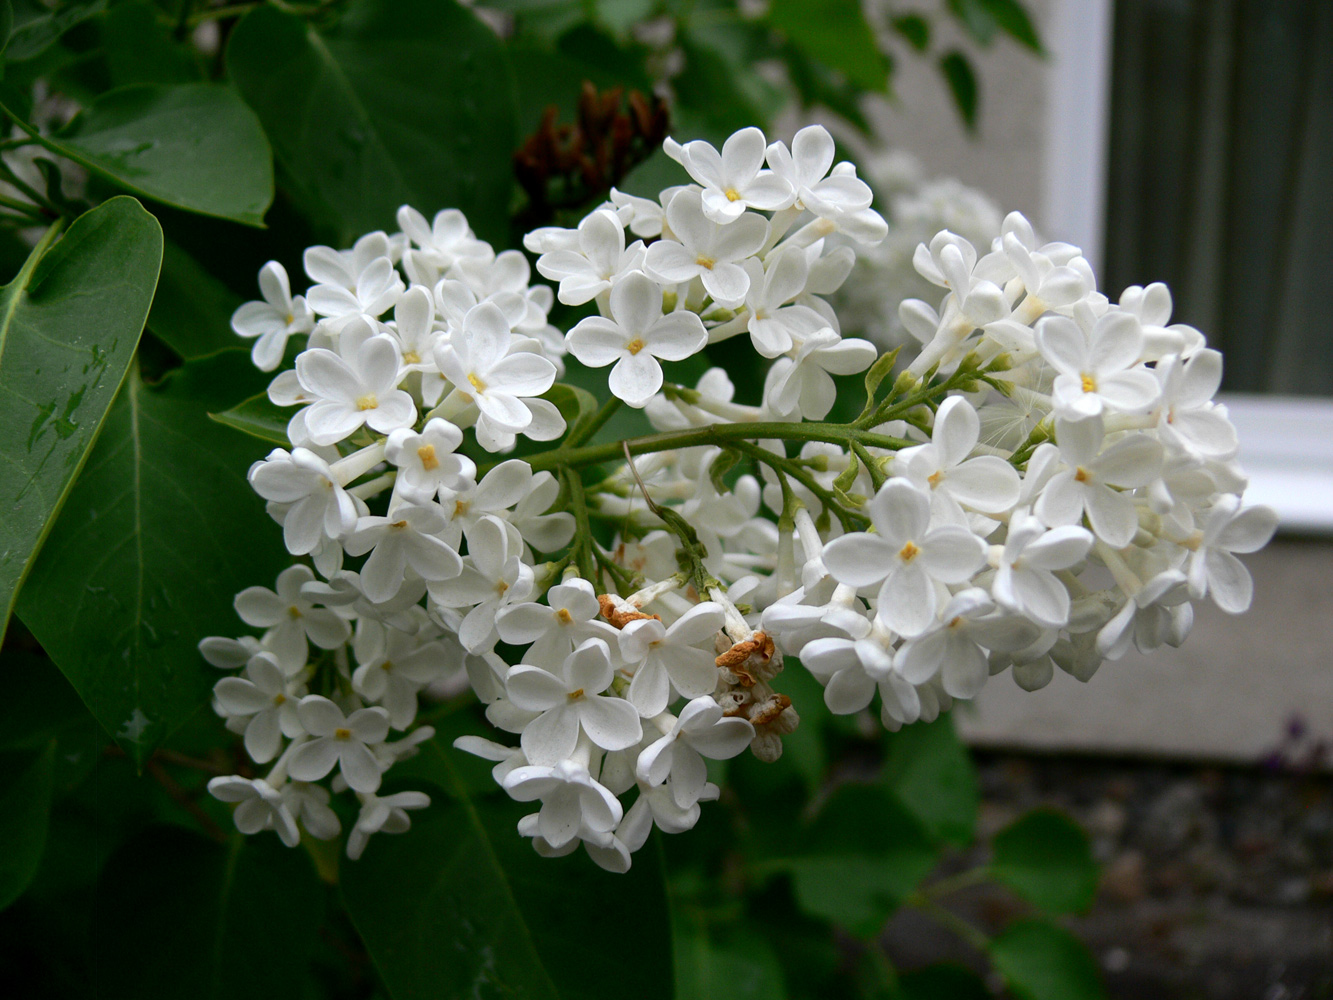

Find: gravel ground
<box><xmin>884</xmin><ymin>750</ymin><xmax>1333</xmax><ymax>998</ymax></box>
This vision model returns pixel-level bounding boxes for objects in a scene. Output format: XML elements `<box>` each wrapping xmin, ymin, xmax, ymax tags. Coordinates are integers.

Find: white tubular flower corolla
<box><xmin>231</xmin><ymin>261</ymin><xmax>314</xmax><ymax>371</ymax></box>
<box><xmin>664</xmin><ymin>127</ymin><xmax>794</xmax><ymax>223</ymax></box>
<box><xmin>643</xmin><ymin>187</ymin><xmax>769</xmax><ymax>306</ymax></box>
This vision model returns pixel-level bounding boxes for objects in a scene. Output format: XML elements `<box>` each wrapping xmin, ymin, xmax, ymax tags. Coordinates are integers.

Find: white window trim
<box><xmin>1043</xmin><ymin>1</ymin><xmax>1333</xmax><ymax>533</ymax></box>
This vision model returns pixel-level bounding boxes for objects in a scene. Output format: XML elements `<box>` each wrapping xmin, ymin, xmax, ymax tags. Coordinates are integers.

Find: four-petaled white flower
<box><xmin>635</xmin><ymin>697</ymin><xmax>754</xmax><ymax>808</ymax></box>
<box><xmin>497</xmin><ymin>578</ymin><xmax>618</xmax><ymax>667</ymax></box>
<box><xmin>1182</xmin><ymin>495</ymin><xmax>1277</xmax><ymax>613</ymax></box>
<box><xmin>249</xmin><ymin>447</ymin><xmax>359</xmax><ymax>555</ymax></box>
<box><xmin>296</xmin><ymin>332</ymin><xmax>417</xmax><ymax>445</ymax></box>
<box><xmin>233</xmin><ymin>565</ymin><xmax>350</xmax><ymax>668</ymax></box>
<box><xmin>664</xmin><ymin>127</ymin><xmax>793</xmax><ymax>223</ymax></box>
<box><xmin>1037</xmin><ymin>310</ymin><xmax>1161</xmax><ymax>419</ymax></box>
<box><xmin>231</xmin><ymin>261</ymin><xmax>314</xmax><ymax>371</ymax></box>
<box><xmin>505</xmin><ymin>638</ymin><xmax>643</xmax><ymax>765</ymax></box>
<box><xmin>288</xmin><ymin>696</ymin><xmax>391</xmax><ymax>793</ymax></box>
<box><xmin>503</xmin><ymin>759</ymin><xmax>624</xmax><ymax>849</ymax></box>
<box><xmin>893</xmin><ymin>396</ymin><xmax>1021</xmax><ymax>523</ymax></box>
<box><xmin>208</xmin><ymin>776</ymin><xmax>300</xmax><ymax>846</ymax></box>
<box><xmin>344</xmin><ymin>503</ymin><xmax>463</xmax><ymax>604</ymax></box>
<box><xmin>618</xmin><ymin>602</ymin><xmax>727</xmax><ymax>718</ymax></box>
<box><xmin>212</xmin><ymin>651</ymin><xmax>305</xmax><ymax>762</ymax></box>
<box><xmin>822</xmin><ymin>479</ymin><xmax>987</xmax><ymax>637</ymax></box>
<box><xmin>384</xmin><ymin>418</ymin><xmax>476</xmax><ymax>502</ymax></box>
<box><xmin>566</xmin><ymin>270</ymin><xmax>707</xmax><ymax>407</ymax></box>
<box><xmin>992</xmin><ymin>510</ymin><xmax>1095</xmax><ymax>628</ymax></box>
<box><xmin>643</xmin><ymin>187</ymin><xmax>769</xmax><ymax>306</ymax></box>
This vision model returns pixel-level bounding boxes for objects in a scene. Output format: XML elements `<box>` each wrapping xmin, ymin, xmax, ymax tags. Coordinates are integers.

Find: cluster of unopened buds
<box><xmin>201</xmin><ymin>124</ymin><xmax>1276</xmax><ymax>872</ymax></box>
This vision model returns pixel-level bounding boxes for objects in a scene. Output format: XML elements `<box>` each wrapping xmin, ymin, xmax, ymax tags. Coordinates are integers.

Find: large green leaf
<box><xmin>881</xmin><ymin>716</ymin><xmax>979</xmax><ymax>847</ymax></box>
<box><xmin>147</xmin><ymin>240</ymin><xmax>246</xmax><ymax>360</ymax></box>
<box><xmin>342</xmin><ymin>742</ymin><xmax>674</xmax><ymax>1000</ymax></box>
<box><xmin>91</xmin><ymin>826</ymin><xmax>323</xmax><ymax>999</ymax></box>
<box><xmin>768</xmin><ymin>0</ymin><xmax>889</xmax><ymax>92</ymax></box>
<box><xmin>989</xmin><ymin>809</ymin><xmax>1099</xmax><ymax>914</ymax></box>
<box><xmin>209</xmin><ymin>390</ymin><xmax>292</xmax><ymax>447</ymax></box>
<box><xmin>0</xmin><ymin>743</ymin><xmax>55</xmax><ymax>910</ymax></box>
<box><xmin>3</xmin><ymin>83</ymin><xmax>274</xmax><ymax>226</ymax></box>
<box><xmin>988</xmin><ymin>920</ymin><xmax>1106</xmax><ymax>1000</ymax></box>
<box><xmin>18</xmin><ymin>351</ymin><xmax>287</xmax><ymax>764</ymax></box>
<box><xmin>4</xmin><ymin>0</ymin><xmax>103</xmax><ymax>62</ymax></box>
<box><xmin>0</xmin><ymin>197</ymin><xmax>162</xmax><ymax>645</ymax></box>
<box><xmin>227</xmin><ymin>0</ymin><xmax>517</xmax><ymax>245</ymax></box>
<box><xmin>766</xmin><ymin>785</ymin><xmax>938</xmax><ymax>937</ymax></box>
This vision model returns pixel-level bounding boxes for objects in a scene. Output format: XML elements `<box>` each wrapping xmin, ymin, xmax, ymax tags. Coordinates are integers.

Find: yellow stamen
<box><xmin>454</xmin><ymin>499</ymin><xmax>470</xmax><ymax>518</ymax></box>
<box><xmin>898</xmin><ymin>541</ymin><xmax>921</xmax><ymax>562</ymax></box>
<box><xmin>403</xmin><ymin>350</ymin><xmax>420</xmax><ymax>365</ymax></box>
<box><xmin>418</xmin><ymin>444</ymin><xmax>439</xmax><ymax>470</ymax></box>
<box><xmin>355</xmin><ymin>393</ymin><xmax>378</xmax><ymax>411</ymax></box>
<box><xmin>334</xmin><ymin>727</ymin><xmax>352</xmax><ymax>740</ymax></box>
<box><xmin>567</xmin><ymin>688</ymin><xmax>585</xmax><ymax>701</ymax></box>
<box><xmin>288</xmin><ymin>606</ymin><xmax>302</xmax><ymax>619</ymax></box>
<box><xmin>556</xmin><ymin>608</ymin><xmax>574</xmax><ymax>624</ymax></box>
<box><xmin>381</xmin><ymin>661</ymin><xmax>394</xmax><ymax>672</ymax></box>
<box><xmin>724</xmin><ymin>188</ymin><xmax>741</xmax><ymax>202</ymax></box>
<box><xmin>1081</xmin><ymin>373</ymin><xmax>1098</xmax><ymax>393</ymax></box>
<box><xmin>1074</xmin><ymin>467</ymin><xmax>1091</xmax><ymax>483</ymax></box>
<box><xmin>626</xmin><ymin>338</ymin><xmax>646</xmax><ymax>355</ymax></box>
<box><xmin>495</xmin><ymin>579</ymin><xmax>509</xmax><ymax>595</ymax></box>
<box><xmin>391</xmin><ymin>519</ymin><xmax>408</xmax><ymax>529</ymax></box>
<box><xmin>468</xmin><ymin>373</ymin><xmax>487</xmax><ymax>393</ymax></box>
<box><xmin>695</xmin><ymin>255</ymin><xmax>716</xmax><ymax>270</ymax></box>
<box><xmin>927</xmin><ymin>470</ymin><xmax>944</xmax><ymax>488</ymax></box>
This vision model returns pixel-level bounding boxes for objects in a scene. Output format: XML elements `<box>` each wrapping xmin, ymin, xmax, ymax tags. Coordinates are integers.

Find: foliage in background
<box><xmin>0</xmin><ymin>2</ymin><xmax>1089</xmax><ymax>998</ymax></box>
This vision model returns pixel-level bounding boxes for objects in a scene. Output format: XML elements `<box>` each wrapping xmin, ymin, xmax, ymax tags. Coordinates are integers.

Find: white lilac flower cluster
<box><xmin>202</xmin><ymin>123</ymin><xmax>1276</xmax><ymax>872</ymax></box>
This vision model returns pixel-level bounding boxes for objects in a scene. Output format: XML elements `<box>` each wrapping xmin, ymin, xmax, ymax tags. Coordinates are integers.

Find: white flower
<box><xmin>296</xmin><ymin>333</ymin><xmax>417</xmax><ymax>445</ymax></box>
<box><xmin>741</xmin><ymin>247</ymin><xmax>825</xmax><ymax>357</ymax></box>
<box><xmin>896</xmin><ymin>589</ymin><xmax>1040</xmax><ymax>698</ymax></box>
<box><xmin>565</xmin><ymin>270</ymin><xmax>707</xmax><ymax>407</ymax></box>
<box><xmin>397</xmin><ymin>204</ymin><xmax>491</xmax><ymax>285</ymax></box>
<box><xmin>765</xmin><ymin>125</ymin><xmax>873</xmax><ymax>218</ymax></box>
<box><xmin>1037</xmin><ymin>310</ymin><xmax>1161</xmax><ymax>419</ymax></box>
<box><xmin>212</xmin><ymin>651</ymin><xmax>305</xmax><ymax>762</ymax></box>
<box><xmin>1152</xmin><ymin>349</ymin><xmax>1238</xmax><ymax>460</ymax></box>
<box><xmin>433</xmin><ymin>301</ymin><xmax>557</xmax><ymax>435</ymax></box>
<box><xmin>992</xmin><ymin>510</ymin><xmax>1094</xmax><ymax>628</ymax></box>
<box><xmin>384</xmin><ymin>419</ymin><xmax>476</xmax><ymax>502</ymax></box>
<box><xmin>617</xmin><ymin>602</ymin><xmax>726</xmax><ymax>717</ymax></box>
<box><xmin>352</xmin><ymin>628</ymin><xmax>454</xmax><ymax>729</ymax></box>
<box><xmin>1182</xmin><ymin>496</ymin><xmax>1277</xmax><ymax>613</ymax></box>
<box><xmin>893</xmin><ymin>396</ymin><xmax>1021</xmax><ymax>522</ymax></box>
<box><xmin>799</xmin><ymin>631</ymin><xmax>922</xmax><ymax>726</ymax></box>
<box><xmin>635</xmin><ymin>697</ymin><xmax>754</xmax><ymax>808</ymax></box>
<box><xmin>507</xmin><ymin>471</ymin><xmax>576</xmax><ymax>554</ymax></box>
<box><xmin>233</xmin><ymin>565</ymin><xmax>350</xmax><ymax>667</ymax></box>
<box><xmin>822</xmin><ymin>479</ymin><xmax>987</xmax><ymax>637</ymax></box>
<box><xmin>502</xmin><ymin>759</ymin><xmax>624</xmax><ymax>849</ymax></box>
<box><xmin>764</xmin><ymin>328</ymin><xmax>878</xmax><ymax>420</ymax></box>
<box><xmin>303</xmin><ymin>241</ymin><xmax>404</xmax><ymax>326</ymax></box>
<box><xmin>505</xmin><ymin>638</ymin><xmax>642</xmax><ymax>765</ymax></box>
<box><xmin>427</xmin><ymin>515</ymin><xmax>535</xmax><ymax>652</ymax></box>
<box><xmin>453</xmin><ymin>734</ymin><xmax>527</xmax><ymax>784</ymax></box>
<box><xmin>436</xmin><ymin>458</ymin><xmax>530</xmax><ymax>548</ymax></box>
<box><xmin>496</xmin><ymin>578</ymin><xmax>619</xmax><ymax>667</ymax></box>
<box><xmin>231</xmin><ymin>261</ymin><xmax>314</xmax><ymax>371</ymax></box>
<box><xmin>533</xmin><ymin>208</ymin><xmax>644</xmax><ymax>305</ymax></box>
<box><xmin>664</xmin><ymin>127</ymin><xmax>793</xmax><ymax>223</ymax></box>
<box><xmin>287</xmin><ymin>696</ymin><xmax>391</xmax><ymax>793</ymax></box>
<box><xmin>248</xmin><ymin>447</ymin><xmax>360</xmax><ymax>555</ymax></box>
<box><xmin>643</xmin><ymin>187</ymin><xmax>769</xmax><ymax>306</ymax></box>
<box><xmin>384</xmin><ymin>285</ymin><xmax>440</xmax><ymax>371</ymax></box>
<box><xmin>343</xmin><ymin>503</ymin><xmax>463</xmax><ymax>604</ymax></box>
<box><xmin>283</xmin><ymin>782</ymin><xmax>341</xmax><ymax>841</ymax></box>
<box><xmin>208</xmin><ymin>776</ymin><xmax>300</xmax><ymax>846</ymax></box>
<box><xmin>1035</xmin><ymin>417</ymin><xmax>1163</xmax><ymax>548</ymax></box>
<box><xmin>346</xmin><ymin>790</ymin><xmax>432</xmax><ymax>860</ymax></box>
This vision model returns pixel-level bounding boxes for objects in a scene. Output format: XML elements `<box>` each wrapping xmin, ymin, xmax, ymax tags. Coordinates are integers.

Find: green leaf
<box><xmin>769</xmin><ymin>0</ymin><xmax>889</xmax><ymax>92</ymax></box>
<box><xmin>342</xmin><ymin>742</ymin><xmax>674</xmax><ymax>1000</ymax></box>
<box><xmin>0</xmin><ymin>198</ymin><xmax>162</xmax><ymax>646</ymax></box>
<box><xmin>990</xmin><ymin>809</ymin><xmax>1098</xmax><ymax>914</ymax></box>
<box><xmin>4</xmin><ymin>0</ymin><xmax>104</xmax><ymax>62</ymax></box>
<box><xmin>988</xmin><ymin>920</ymin><xmax>1106</xmax><ymax>1000</ymax></box>
<box><xmin>0</xmin><ymin>743</ymin><xmax>55</xmax><ymax>910</ymax></box>
<box><xmin>0</xmin><ymin>649</ymin><xmax>90</xmax><ymax>750</ymax></box>
<box><xmin>148</xmin><ymin>240</ymin><xmax>246</xmax><ymax>360</ymax></box>
<box><xmin>227</xmin><ymin>0</ymin><xmax>517</xmax><ymax>246</ymax></box>
<box><xmin>18</xmin><ymin>352</ymin><xmax>288</xmax><ymax>764</ymax></box>
<box><xmin>0</xmin><ymin>1</ymin><xmax>13</xmax><ymax>58</ymax></box>
<box><xmin>863</xmin><ymin>347</ymin><xmax>901</xmax><ymax>402</ymax></box>
<box><xmin>100</xmin><ymin>0</ymin><xmax>202</xmax><ymax>86</ymax></box>
<box><xmin>946</xmin><ymin>0</ymin><xmax>996</xmax><ymax>46</ymax></box>
<box><xmin>981</xmin><ymin>0</ymin><xmax>1043</xmax><ymax>52</ymax></box>
<box><xmin>209</xmin><ymin>390</ymin><xmax>292</xmax><ymax>447</ymax></box>
<box><xmin>891</xmin><ymin>15</ymin><xmax>931</xmax><ymax>53</ymax></box>
<box><xmin>542</xmin><ymin>381</ymin><xmax>599</xmax><ymax>432</ymax></box>
<box><xmin>881</xmin><ymin>716</ymin><xmax>978</xmax><ymax>847</ymax></box>
<box><xmin>939</xmin><ymin>51</ymin><xmax>979</xmax><ymax>130</ymax></box>
<box><xmin>3</xmin><ymin>83</ymin><xmax>274</xmax><ymax>226</ymax></box>
<box><xmin>774</xmin><ymin>785</ymin><xmax>937</xmax><ymax>936</ymax></box>
<box><xmin>674</xmin><ymin>913</ymin><xmax>787</xmax><ymax>1000</ymax></box>
<box><xmin>91</xmin><ymin>826</ymin><xmax>324</xmax><ymax>999</ymax></box>
<box><xmin>898</xmin><ymin>962</ymin><xmax>990</xmax><ymax>1000</ymax></box>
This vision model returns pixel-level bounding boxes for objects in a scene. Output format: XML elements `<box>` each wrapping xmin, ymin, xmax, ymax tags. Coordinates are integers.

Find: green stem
<box><xmin>729</xmin><ymin>440</ymin><xmax>867</xmax><ymax>532</ymax></box>
<box><xmin>518</xmin><ymin>421</ymin><xmax>914</xmax><ymax>476</ymax></box>
<box><xmin>563</xmin><ymin>469</ymin><xmax>598</xmax><ymax>583</ymax></box>
<box><xmin>566</xmin><ymin>395</ymin><xmax>623</xmax><ymax>448</ymax></box>
<box><xmin>907</xmin><ymin>897</ymin><xmax>991</xmax><ymax>954</ymax></box>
